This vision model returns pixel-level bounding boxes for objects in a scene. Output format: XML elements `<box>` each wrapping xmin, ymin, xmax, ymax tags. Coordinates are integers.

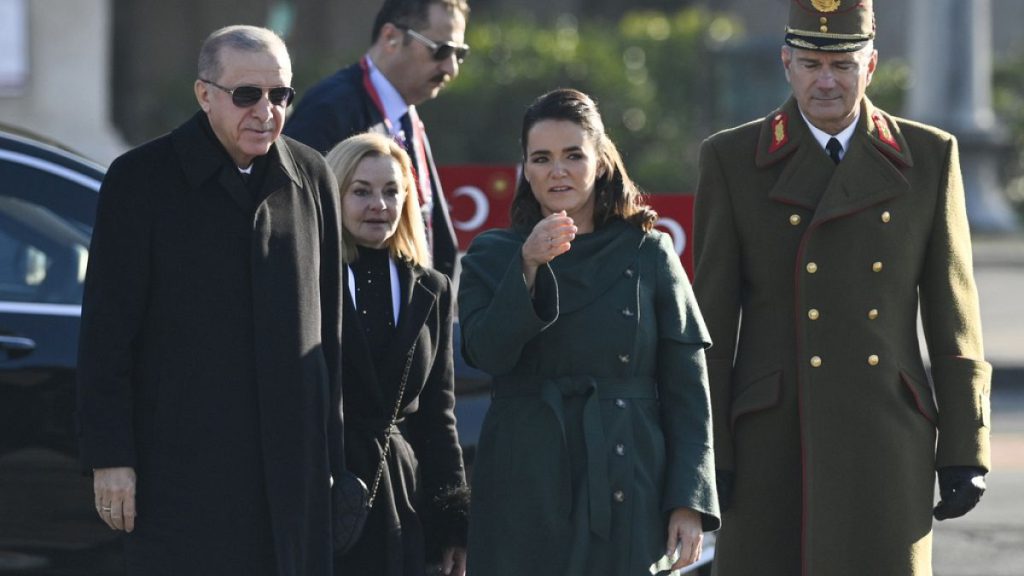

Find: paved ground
<box><xmin>933</xmin><ymin>234</ymin><xmax>1024</xmax><ymax>576</ymax></box>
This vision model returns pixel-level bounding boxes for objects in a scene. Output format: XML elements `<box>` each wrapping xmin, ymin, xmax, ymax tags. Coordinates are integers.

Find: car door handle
<box><xmin>0</xmin><ymin>335</ymin><xmax>36</xmax><ymax>360</ymax></box>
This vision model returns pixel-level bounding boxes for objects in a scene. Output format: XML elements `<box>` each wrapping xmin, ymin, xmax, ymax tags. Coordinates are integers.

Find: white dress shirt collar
<box><xmin>800</xmin><ymin>109</ymin><xmax>859</xmax><ymax>161</ymax></box>
<box><xmin>365</xmin><ymin>55</ymin><xmax>409</xmax><ymax>139</ymax></box>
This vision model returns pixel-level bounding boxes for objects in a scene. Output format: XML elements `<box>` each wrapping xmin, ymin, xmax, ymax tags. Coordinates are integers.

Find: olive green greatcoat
<box><xmin>459</xmin><ymin>221</ymin><xmax>721</xmax><ymax>576</ymax></box>
<box><xmin>693</xmin><ymin>97</ymin><xmax>992</xmax><ymax>576</ymax></box>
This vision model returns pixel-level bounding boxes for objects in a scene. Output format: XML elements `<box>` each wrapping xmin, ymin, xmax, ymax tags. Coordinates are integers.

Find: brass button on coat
<box><xmin>868</xmin><ymin>355</ymin><xmax>880</xmax><ymax>366</ymax></box>
<box><xmin>790</xmin><ymin>214</ymin><xmax>802</xmax><ymax>226</ymax></box>
<box><xmin>808</xmin><ymin>309</ymin><xmax>820</xmax><ymax>320</ymax></box>
<box><xmin>806</xmin><ymin>262</ymin><xmax>818</xmax><ymax>274</ymax></box>
<box><xmin>872</xmin><ymin>261</ymin><xmax>884</xmax><ymax>272</ymax></box>
<box><xmin>810</xmin><ymin>356</ymin><xmax>822</xmax><ymax>368</ymax></box>
<box><xmin>868</xmin><ymin>309</ymin><xmax>879</xmax><ymax>320</ymax></box>
<box><xmin>881</xmin><ymin>211</ymin><xmax>891</xmax><ymax>223</ymax></box>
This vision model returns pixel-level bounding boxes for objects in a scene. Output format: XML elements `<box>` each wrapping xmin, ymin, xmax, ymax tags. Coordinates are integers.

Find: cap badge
<box><xmin>811</xmin><ymin>0</ymin><xmax>842</xmax><ymax>13</ymax></box>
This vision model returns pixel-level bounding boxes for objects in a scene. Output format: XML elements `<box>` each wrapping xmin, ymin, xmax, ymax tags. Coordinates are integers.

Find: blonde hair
<box><xmin>325</xmin><ymin>133</ymin><xmax>430</xmax><ymax>267</ymax></box>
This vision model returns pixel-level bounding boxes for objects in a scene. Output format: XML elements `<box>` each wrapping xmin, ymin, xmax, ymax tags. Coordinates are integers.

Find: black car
<box><xmin>0</xmin><ymin>129</ymin><xmax>122</xmax><ymax>573</ymax></box>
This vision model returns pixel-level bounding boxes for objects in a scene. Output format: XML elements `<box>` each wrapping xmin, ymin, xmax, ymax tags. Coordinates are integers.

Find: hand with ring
<box><xmin>93</xmin><ymin>466</ymin><xmax>138</xmax><ymax>532</ymax></box>
<box><xmin>521</xmin><ymin>210</ymin><xmax>576</xmax><ymax>291</ymax></box>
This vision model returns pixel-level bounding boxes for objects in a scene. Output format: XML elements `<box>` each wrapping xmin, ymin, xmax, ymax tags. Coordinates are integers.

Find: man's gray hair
<box><xmin>198</xmin><ymin>25</ymin><xmax>289</xmax><ymax>81</ymax></box>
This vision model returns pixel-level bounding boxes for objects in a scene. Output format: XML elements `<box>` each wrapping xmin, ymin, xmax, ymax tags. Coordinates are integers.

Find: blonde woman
<box><xmin>326</xmin><ymin>133</ymin><xmax>467</xmax><ymax>576</ymax></box>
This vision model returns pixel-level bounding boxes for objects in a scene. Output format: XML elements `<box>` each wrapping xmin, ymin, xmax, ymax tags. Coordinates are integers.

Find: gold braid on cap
<box><xmin>785</xmin><ymin>26</ymin><xmax>874</xmax><ymax>41</ymax></box>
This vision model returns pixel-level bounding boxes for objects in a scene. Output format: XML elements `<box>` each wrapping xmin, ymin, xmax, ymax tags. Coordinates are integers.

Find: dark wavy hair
<box><xmin>510</xmin><ymin>88</ymin><xmax>657</xmax><ymax>233</ymax></box>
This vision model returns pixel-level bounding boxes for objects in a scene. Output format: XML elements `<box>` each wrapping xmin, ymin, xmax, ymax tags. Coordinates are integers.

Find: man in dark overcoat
<box><xmin>76</xmin><ymin>25</ymin><xmax>343</xmax><ymax>576</ymax></box>
<box><xmin>693</xmin><ymin>2</ymin><xmax>991</xmax><ymax>575</ymax></box>
<box><xmin>283</xmin><ymin>0</ymin><xmax>469</xmax><ymax>281</ymax></box>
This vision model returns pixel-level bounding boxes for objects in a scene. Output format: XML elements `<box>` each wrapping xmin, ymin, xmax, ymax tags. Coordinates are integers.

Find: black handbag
<box><xmin>333</xmin><ymin>345</ymin><xmax>417</xmax><ymax>554</ymax></box>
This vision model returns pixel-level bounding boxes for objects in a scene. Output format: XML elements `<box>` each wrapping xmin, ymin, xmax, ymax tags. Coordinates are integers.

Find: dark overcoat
<box><xmin>459</xmin><ymin>221</ymin><xmax>720</xmax><ymax>576</ymax></box>
<box><xmin>76</xmin><ymin>112</ymin><xmax>344</xmax><ymax>576</ymax></box>
<box><xmin>283</xmin><ymin>61</ymin><xmax>459</xmax><ymax>280</ymax></box>
<box><xmin>693</xmin><ymin>97</ymin><xmax>991</xmax><ymax>576</ymax></box>
<box><xmin>337</xmin><ymin>259</ymin><xmax>466</xmax><ymax>575</ymax></box>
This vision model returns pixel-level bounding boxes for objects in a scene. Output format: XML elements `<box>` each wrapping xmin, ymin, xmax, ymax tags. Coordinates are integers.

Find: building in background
<box><xmin>0</xmin><ymin>0</ymin><xmax>125</xmax><ymax>164</ymax></box>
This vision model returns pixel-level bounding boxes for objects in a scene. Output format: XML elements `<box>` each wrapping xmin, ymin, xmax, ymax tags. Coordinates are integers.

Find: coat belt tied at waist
<box><xmin>492</xmin><ymin>375</ymin><xmax>659</xmax><ymax>541</ymax></box>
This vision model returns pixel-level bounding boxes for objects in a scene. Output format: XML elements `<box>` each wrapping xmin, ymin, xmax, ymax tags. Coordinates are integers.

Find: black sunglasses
<box><xmin>200</xmin><ymin>79</ymin><xmax>296</xmax><ymax>107</ymax></box>
<box><xmin>399</xmin><ymin>27</ymin><xmax>470</xmax><ymax>63</ymax></box>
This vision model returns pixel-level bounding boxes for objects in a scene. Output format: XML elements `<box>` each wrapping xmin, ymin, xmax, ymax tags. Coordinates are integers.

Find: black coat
<box><xmin>283</xmin><ymin>61</ymin><xmax>460</xmax><ymax>281</ymax></box>
<box><xmin>76</xmin><ymin>113</ymin><xmax>344</xmax><ymax>576</ymax></box>
<box><xmin>337</xmin><ymin>259</ymin><xmax>466</xmax><ymax>576</ymax></box>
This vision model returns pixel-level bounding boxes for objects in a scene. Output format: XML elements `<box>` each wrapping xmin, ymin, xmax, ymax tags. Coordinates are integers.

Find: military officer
<box><xmin>693</xmin><ymin>1</ymin><xmax>991</xmax><ymax>575</ymax></box>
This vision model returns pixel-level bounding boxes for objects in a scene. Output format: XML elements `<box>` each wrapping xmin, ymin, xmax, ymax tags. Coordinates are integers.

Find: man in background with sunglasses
<box><xmin>285</xmin><ymin>0</ymin><xmax>470</xmax><ymax>282</ymax></box>
<box><xmin>77</xmin><ymin>25</ymin><xmax>344</xmax><ymax>576</ymax></box>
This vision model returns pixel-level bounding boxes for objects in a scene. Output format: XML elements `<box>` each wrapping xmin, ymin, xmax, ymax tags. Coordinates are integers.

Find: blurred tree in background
<box><xmin>415</xmin><ymin>7</ymin><xmax>915</xmax><ymax>193</ymax></box>
<box><xmin>418</xmin><ymin>8</ymin><xmax>739</xmax><ymax>193</ymax></box>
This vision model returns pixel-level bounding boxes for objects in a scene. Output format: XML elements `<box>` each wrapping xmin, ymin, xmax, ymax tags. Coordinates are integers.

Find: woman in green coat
<box><xmin>459</xmin><ymin>89</ymin><xmax>721</xmax><ymax>576</ymax></box>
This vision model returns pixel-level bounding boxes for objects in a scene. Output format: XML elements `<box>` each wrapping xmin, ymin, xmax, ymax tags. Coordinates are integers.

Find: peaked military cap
<box><xmin>784</xmin><ymin>0</ymin><xmax>875</xmax><ymax>52</ymax></box>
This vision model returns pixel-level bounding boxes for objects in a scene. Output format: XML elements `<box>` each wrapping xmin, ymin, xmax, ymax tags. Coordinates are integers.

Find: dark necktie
<box><xmin>398</xmin><ymin>110</ymin><xmax>434</xmax><ymax>247</ymax></box>
<box><xmin>399</xmin><ymin>112</ymin><xmax>416</xmax><ymax>160</ymax></box>
<box><xmin>826</xmin><ymin>137</ymin><xmax>843</xmax><ymax>164</ymax></box>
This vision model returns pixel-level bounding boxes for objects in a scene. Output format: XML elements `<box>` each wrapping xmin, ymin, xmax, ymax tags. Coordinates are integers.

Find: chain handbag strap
<box><xmin>366</xmin><ymin>342</ymin><xmax>417</xmax><ymax>509</ymax></box>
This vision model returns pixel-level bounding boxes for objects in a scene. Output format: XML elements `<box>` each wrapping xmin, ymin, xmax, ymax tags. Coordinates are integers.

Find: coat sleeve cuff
<box><xmin>78</xmin><ymin>430</ymin><xmax>136</xmax><ymax>474</ymax></box>
<box><xmin>932</xmin><ymin>355</ymin><xmax>992</xmax><ymax>471</ymax></box>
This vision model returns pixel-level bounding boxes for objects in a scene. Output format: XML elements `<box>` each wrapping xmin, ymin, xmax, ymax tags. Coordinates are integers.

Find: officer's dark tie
<box><xmin>826</xmin><ymin>137</ymin><xmax>843</xmax><ymax>164</ymax></box>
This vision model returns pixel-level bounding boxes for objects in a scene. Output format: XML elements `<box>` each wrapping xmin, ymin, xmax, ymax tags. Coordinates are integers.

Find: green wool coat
<box><xmin>693</xmin><ymin>97</ymin><xmax>991</xmax><ymax>576</ymax></box>
<box><xmin>459</xmin><ymin>220</ymin><xmax>721</xmax><ymax>576</ymax></box>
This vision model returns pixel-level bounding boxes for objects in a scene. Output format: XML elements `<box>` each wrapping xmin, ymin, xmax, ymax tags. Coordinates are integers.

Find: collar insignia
<box><xmin>872</xmin><ymin>111</ymin><xmax>900</xmax><ymax>152</ymax></box>
<box><xmin>770</xmin><ymin>113</ymin><xmax>789</xmax><ymax>153</ymax></box>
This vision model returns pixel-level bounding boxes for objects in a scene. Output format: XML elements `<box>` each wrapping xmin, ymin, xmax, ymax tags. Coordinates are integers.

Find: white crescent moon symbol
<box><xmin>656</xmin><ymin>217</ymin><xmax>686</xmax><ymax>256</ymax></box>
<box><xmin>452</xmin><ymin>186</ymin><xmax>490</xmax><ymax>231</ymax></box>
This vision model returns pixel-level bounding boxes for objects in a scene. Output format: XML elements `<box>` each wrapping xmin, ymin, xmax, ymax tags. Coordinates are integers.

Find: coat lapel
<box><xmin>380</xmin><ymin>262</ymin><xmax>436</xmax><ymax>388</ymax></box>
<box><xmin>811</xmin><ymin>99</ymin><xmax>912</xmax><ymax>224</ymax></box>
<box><xmin>758</xmin><ymin>99</ymin><xmax>835</xmax><ymax>210</ymax></box>
<box><xmin>756</xmin><ymin>98</ymin><xmax>913</xmax><ymax>220</ymax></box>
<box><xmin>256</xmin><ymin>135</ymin><xmax>303</xmax><ymax>206</ymax></box>
<box><xmin>171</xmin><ymin>111</ymin><xmax>301</xmax><ymax>214</ymax></box>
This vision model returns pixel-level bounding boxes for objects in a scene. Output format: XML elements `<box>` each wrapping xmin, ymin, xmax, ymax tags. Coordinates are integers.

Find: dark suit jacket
<box><xmin>339</xmin><ymin>258</ymin><xmax>466</xmax><ymax>575</ymax></box>
<box><xmin>284</xmin><ymin>62</ymin><xmax>460</xmax><ymax>280</ymax></box>
<box><xmin>76</xmin><ymin>112</ymin><xmax>344</xmax><ymax>576</ymax></box>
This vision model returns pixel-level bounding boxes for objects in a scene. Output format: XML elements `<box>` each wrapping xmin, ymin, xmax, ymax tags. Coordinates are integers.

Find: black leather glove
<box><xmin>933</xmin><ymin>466</ymin><xmax>986</xmax><ymax>521</ymax></box>
<box><xmin>716</xmin><ymin>469</ymin><xmax>735</xmax><ymax>514</ymax></box>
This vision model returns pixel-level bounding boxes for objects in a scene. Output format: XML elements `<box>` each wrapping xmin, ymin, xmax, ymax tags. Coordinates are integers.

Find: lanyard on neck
<box><xmin>360</xmin><ymin>56</ymin><xmax>396</xmax><ymax>135</ymax></box>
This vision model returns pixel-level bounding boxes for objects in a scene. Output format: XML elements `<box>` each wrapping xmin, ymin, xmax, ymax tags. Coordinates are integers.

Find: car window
<box><xmin>0</xmin><ymin>152</ymin><xmax>97</xmax><ymax>306</ymax></box>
